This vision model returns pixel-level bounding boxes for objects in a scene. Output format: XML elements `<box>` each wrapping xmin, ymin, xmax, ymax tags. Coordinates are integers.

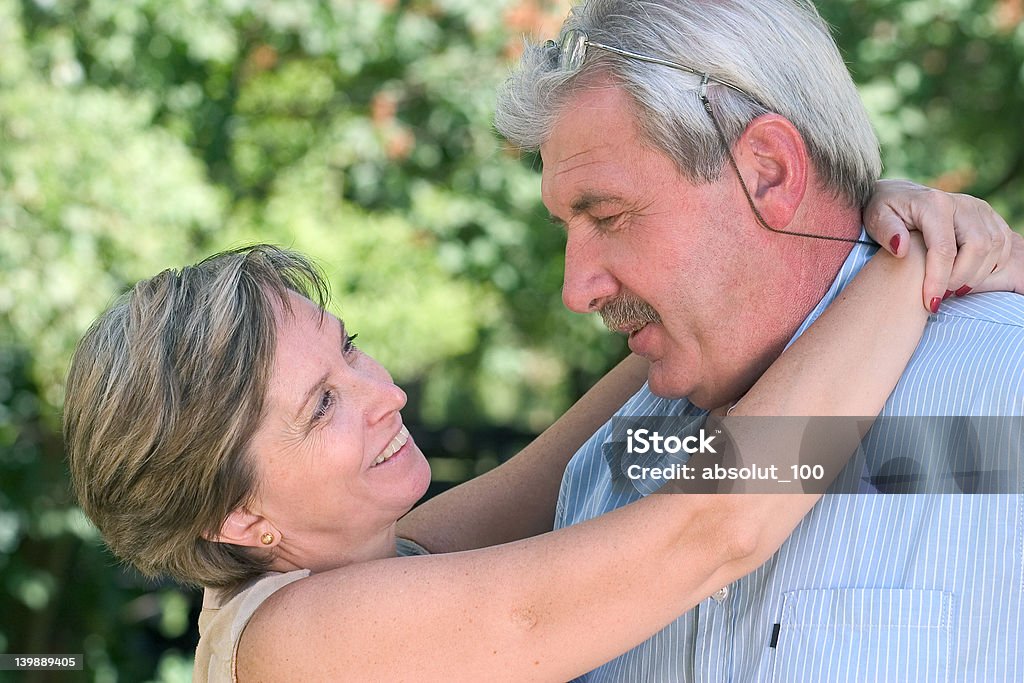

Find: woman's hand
<box><xmin>971</xmin><ymin>229</ymin><xmax>1024</xmax><ymax>296</ymax></box>
<box><xmin>864</xmin><ymin>179</ymin><xmax>1015</xmax><ymax>311</ymax></box>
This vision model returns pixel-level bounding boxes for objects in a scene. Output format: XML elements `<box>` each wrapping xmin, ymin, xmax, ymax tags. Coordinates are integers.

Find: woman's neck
<box><xmin>270</xmin><ymin>523</ymin><xmax>400</xmax><ymax>575</ymax></box>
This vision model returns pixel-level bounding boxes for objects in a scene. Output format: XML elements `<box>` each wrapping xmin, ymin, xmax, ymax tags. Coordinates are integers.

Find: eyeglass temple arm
<box><xmin>583</xmin><ymin>39</ymin><xmax>749</xmax><ymax>96</ymax></box>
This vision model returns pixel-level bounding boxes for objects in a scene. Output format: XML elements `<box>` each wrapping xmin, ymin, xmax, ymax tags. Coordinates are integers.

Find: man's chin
<box><xmin>647</xmin><ymin>363</ymin><xmax>728</xmax><ymax>410</ymax></box>
<box><xmin>645</xmin><ymin>362</ymin><xmax>694</xmax><ymax>401</ymax></box>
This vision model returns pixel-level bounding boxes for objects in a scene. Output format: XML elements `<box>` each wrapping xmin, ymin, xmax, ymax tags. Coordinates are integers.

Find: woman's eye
<box><xmin>343</xmin><ymin>332</ymin><xmax>359</xmax><ymax>356</ymax></box>
<box><xmin>312</xmin><ymin>389</ymin><xmax>335</xmax><ymax>422</ymax></box>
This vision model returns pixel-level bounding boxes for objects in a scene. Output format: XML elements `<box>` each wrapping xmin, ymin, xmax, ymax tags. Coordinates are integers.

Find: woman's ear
<box><xmin>204</xmin><ymin>507</ymin><xmax>276</xmax><ymax>549</ymax></box>
<box><xmin>733</xmin><ymin>113</ymin><xmax>808</xmax><ymax>229</ymax></box>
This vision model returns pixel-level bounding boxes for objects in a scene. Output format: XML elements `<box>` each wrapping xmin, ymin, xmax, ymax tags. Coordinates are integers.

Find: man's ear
<box><xmin>732</xmin><ymin>113</ymin><xmax>808</xmax><ymax>230</ymax></box>
<box><xmin>203</xmin><ymin>507</ymin><xmax>275</xmax><ymax>549</ymax></box>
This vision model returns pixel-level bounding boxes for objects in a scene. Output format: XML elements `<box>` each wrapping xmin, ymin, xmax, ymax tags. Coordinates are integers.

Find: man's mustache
<box><xmin>600</xmin><ymin>294</ymin><xmax>661</xmax><ymax>333</ymax></box>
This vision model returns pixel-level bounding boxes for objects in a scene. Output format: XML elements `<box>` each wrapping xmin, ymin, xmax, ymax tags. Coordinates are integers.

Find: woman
<box><xmin>64</xmin><ymin>207</ymin><xmax>1022</xmax><ymax>680</ymax></box>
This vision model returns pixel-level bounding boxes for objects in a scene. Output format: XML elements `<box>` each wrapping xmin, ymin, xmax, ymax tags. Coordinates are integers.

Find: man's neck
<box><xmin>701</xmin><ymin>196</ymin><xmax>863</xmax><ymax>409</ymax></box>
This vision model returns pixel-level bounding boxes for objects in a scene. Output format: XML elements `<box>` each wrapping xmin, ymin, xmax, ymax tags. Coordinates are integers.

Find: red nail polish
<box><xmin>929</xmin><ymin>297</ymin><xmax>941</xmax><ymax>314</ymax></box>
<box><xmin>955</xmin><ymin>285</ymin><xmax>972</xmax><ymax>297</ymax></box>
<box><xmin>942</xmin><ymin>290</ymin><xmax>953</xmax><ymax>301</ymax></box>
<box><xmin>889</xmin><ymin>235</ymin><xmax>901</xmax><ymax>254</ymax></box>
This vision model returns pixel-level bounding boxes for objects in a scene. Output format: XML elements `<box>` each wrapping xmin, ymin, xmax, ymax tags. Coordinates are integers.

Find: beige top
<box><xmin>193</xmin><ymin>569</ymin><xmax>310</xmax><ymax>683</ymax></box>
<box><xmin>192</xmin><ymin>538</ymin><xmax>428</xmax><ymax>682</ymax></box>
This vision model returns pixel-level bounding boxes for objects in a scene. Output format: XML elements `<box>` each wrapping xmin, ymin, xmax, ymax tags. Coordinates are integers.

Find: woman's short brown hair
<box><xmin>64</xmin><ymin>245</ymin><xmax>327</xmax><ymax>588</ymax></box>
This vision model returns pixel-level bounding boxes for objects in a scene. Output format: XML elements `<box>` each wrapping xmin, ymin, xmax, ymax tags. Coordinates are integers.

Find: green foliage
<box><xmin>219</xmin><ymin>159</ymin><xmax>489</xmax><ymax>378</ymax></box>
<box><xmin>0</xmin><ymin>78</ymin><xmax>224</xmax><ymax>414</ymax></box>
<box><xmin>821</xmin><ymin>0</ymin><xmax>1024</xmax><ymax>217</ymax></box>
<box><xmin>1</xmin><ymin>0</ymin><xmax>1021</xmax><ymax>679</ymax></box>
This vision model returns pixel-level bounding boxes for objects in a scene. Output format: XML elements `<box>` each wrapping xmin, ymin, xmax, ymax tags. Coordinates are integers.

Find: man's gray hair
<box><xmin>495</xmin><ymin>0</ymin><xmax>882</xmax><ymax>208</ymax></box>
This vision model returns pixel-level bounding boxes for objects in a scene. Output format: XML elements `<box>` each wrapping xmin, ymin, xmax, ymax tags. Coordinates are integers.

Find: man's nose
<box><xmin>561</xmin><ymin>229</ymin><xmax>619</xmax><ymax>313</ymax></box>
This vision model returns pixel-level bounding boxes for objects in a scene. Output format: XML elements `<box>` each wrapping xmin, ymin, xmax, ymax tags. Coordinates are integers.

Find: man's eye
<box><xmin>593</xmin><ymin>214</ymin><xmax>623</xmax><ymax>231</ymax></box>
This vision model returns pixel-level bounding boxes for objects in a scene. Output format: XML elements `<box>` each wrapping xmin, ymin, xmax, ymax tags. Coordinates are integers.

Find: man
<box><xmin>494</xmin><ymin>0</ymin><xmax>1024</xmax><ymax>680</ymax></box>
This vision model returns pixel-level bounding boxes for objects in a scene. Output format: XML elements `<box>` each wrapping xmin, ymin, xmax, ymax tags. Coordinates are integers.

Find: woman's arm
<box><xmin>734</xmin><ymin>239</ymin><xmax>928</xmax><ymax>417</ymax></box>
<box><xmin>401</xmin><ymin>186</ymin><xmax>1020</xmax><ymax>554</ymax></box>
<box><xmin>397</xmin><ymin>353</ymin><xmax>648</xmax><ymax>553</ymax></box>
<box><xmin>236</xmin><ymin>244</ymin><xmax>929</xmax><ymax>682</ymax></box>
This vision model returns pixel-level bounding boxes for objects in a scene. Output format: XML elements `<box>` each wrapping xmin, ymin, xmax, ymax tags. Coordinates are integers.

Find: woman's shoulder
<box><xmin>193</xmin><ymin>569</ymin><xmax>311</xmax><ymax>683</ymax></box>
<box><xmin>193</xmin><ymin>538</ymin><xmax>426</xmax><ymax>682</ymax></box>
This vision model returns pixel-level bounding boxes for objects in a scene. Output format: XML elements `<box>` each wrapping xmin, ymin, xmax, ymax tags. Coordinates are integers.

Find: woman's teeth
<box><xmin>373</xmin><ymin>426</ymin><xmax>410</xmax><ymax>466</ymax></box>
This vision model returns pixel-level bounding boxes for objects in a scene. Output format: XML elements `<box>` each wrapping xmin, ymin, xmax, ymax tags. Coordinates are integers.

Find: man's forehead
<box><xmin>540</xmin><ymin>84</ymin><xmax>647</xmax><ymax>184</ymax></box>
<box><xmin>541</xmin><ymin>146</ymin><xmax>610</xmax><ymax>182</ymax></box>
<box><xmin>540</xmin><ymin>146</ymin><xmax>622</xmax><ymax>216</ymax></box>
<box><xmin>540</xmin><ymin>133</ymin><xmax>640</xmax><ymax>216</ymax></box>
<box><xmin>541</xmin><ymin>85</ymin><xmax>636</xmax><ymax>157</ymax></box>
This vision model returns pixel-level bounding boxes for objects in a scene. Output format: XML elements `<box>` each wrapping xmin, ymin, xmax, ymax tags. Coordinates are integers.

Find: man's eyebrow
<box><xmin>292</xmin><ymin>316</ymin><xmax>346</xmax><ymax>423</ymax></box>
<box><xmin>548</xmin><ymin>192</ymin><xmax>623</xmax><ymax>227</ymax></box>
<box><xmin>570</xmin><ymin>192</ymin><xmax>620</xmax><ymax>215</ymax></box>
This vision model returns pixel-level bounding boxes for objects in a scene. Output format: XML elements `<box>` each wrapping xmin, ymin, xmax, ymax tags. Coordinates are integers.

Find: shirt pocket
<box><xmin>772</xmin><ymin>588</ymin><xmax>954</xmax><ymax>683</ymax></box>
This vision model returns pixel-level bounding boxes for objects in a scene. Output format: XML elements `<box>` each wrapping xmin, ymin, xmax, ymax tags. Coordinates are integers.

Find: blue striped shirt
<box><xmin>557</xmin><ymin>240</ymin><xmax>1024</xmax><ymax>682</ymax></box>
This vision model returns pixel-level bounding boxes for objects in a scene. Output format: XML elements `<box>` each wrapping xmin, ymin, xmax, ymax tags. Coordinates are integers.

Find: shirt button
<box><xmin>711</xmin><ymin>585</ymin><xmax>730</xmax><ymax>603</ymax></box>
